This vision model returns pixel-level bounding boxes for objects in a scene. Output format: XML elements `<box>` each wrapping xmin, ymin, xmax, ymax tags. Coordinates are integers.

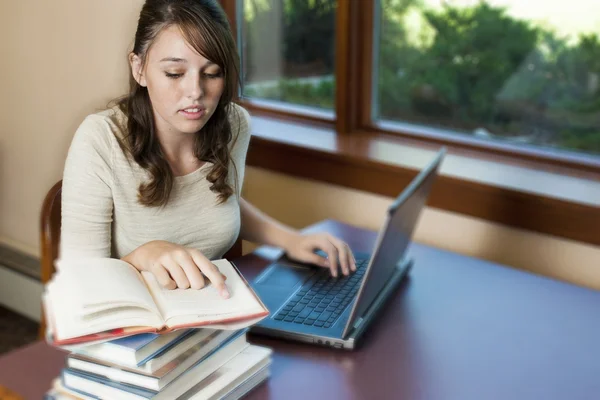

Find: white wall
<box><xmin>0</xmin><ymin>0</ymin><xmax>143</xmax><ymax>256</ymax></box>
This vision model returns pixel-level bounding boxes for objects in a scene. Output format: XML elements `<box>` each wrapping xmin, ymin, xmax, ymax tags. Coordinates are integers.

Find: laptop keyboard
<box><xmin>273</xmin><ymin>259</ymin><xmax>368</xmax><ymax>328</ymax></box>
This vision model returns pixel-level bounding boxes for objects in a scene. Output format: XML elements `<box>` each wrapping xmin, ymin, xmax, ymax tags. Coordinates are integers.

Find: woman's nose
<box><xmin>187</xmin><ymin>76</ymin><xmax>204</xmax><ymax>99</ymax></box>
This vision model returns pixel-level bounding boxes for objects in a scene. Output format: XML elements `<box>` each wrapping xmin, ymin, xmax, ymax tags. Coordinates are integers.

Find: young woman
<box><xmin>60</xmin><ymin>0</ymin><xmax>356</xmax><ymax>298</ymax></box>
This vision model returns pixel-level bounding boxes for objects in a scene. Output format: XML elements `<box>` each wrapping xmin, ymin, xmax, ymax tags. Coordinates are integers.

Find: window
<box><xmin>224</xmin><ymin>0</ymin><xmax>600</xmax><ymax>165</ymax></box>
<box><xmin>240</xmin><ymin>0</ymin><xmax>337</xmax><ymax>116</ymax></box>
<box><xmin>374</xmin><ymin>0</ymin><xmax>600</xmax><ymax>158</ymax></box>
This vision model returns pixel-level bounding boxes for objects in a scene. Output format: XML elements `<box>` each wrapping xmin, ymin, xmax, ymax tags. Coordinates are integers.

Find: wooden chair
<box><xmin>38</xmin><ymin>180</ymin><xmax>63</xmax><ymax>338</ymax></box>
<box><xmin>38</xmin><ymin>180</ymin><xmax>243</xmax><ymax>339</ymax></box>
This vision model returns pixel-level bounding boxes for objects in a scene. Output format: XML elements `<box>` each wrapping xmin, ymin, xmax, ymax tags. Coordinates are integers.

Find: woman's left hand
<box><xmin>283</xmin><ymin>232</ymin><xmax>357</xmax><ymax>277</ymax></box>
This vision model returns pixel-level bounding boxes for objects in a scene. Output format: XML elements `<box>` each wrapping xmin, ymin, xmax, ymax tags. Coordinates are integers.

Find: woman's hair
<box><xmin>116</xmin><ymin>0</ymin><xmax>240</xmax><ymax>207</ymax></box>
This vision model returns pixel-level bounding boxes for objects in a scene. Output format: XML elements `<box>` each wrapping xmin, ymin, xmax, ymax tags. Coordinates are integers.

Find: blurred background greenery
<box><xmin>242</xmin><ymin>0</ymin><xmax>600</xmax><ymax>156</ymax></box>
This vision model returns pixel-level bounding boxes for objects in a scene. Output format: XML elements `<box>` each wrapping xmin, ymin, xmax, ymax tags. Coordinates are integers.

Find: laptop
<box><xmin>249</xmin><ymin>148</ymin><xmax>446</xmax><ymax>350</ymax></box>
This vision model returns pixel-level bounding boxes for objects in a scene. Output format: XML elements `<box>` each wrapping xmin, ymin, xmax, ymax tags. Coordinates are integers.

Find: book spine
<box><xmin>136</xmin><ymin>329</ymin><xmax>197</xmax><ymax>366</ymax></box>
<box><xmin>63</xmin><ymin>329</ymin><xmax>248</xmax><ymax>395</ymax></box>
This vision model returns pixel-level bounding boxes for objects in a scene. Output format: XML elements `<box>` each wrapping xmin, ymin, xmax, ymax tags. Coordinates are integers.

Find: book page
<box><xmin>142</xmin><ymin>259</ymin><xmax>267</xmax><ymax>328</ymax></box>
<box><xmin>188</xmin><ymin>345</ymin><xmax>272</xmax><ymax>400</ymax></box>
<box><xmin>55</xmin><ymin>257</ymin><xmax>160</xmax><ymax>318</ymax></box>
<box><xmin>47</xmin><ymin>277</ymin><xmax>163</xmax><ymax>341</ymax></box>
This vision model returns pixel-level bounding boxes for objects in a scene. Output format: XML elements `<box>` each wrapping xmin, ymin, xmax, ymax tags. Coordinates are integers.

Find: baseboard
<box><xmin>0</xmin><ymin>266</ymin><xmax>43</xmax><ymax>322</ymax></box>
<box><xmin>0</xmin><ymin>242</ymin><xmax>40</xmax><ymax>280</ymax></box>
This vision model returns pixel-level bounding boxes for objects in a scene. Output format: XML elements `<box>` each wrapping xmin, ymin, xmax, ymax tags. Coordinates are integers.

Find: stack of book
<box><xmin>41</xmin><ymin>257</ymin><xmax>272</xmax><ymax>399</ymax></box>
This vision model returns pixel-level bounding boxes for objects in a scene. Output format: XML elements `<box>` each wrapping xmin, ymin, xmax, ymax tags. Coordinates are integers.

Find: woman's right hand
<box><xmin>122</xmin><ymin>240</ymin><xmax>229</xmax><ymax>298</ymax></box>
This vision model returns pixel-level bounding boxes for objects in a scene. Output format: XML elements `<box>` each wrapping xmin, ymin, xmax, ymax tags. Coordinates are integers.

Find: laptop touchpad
<box><xmin>256</xmin><ymin>263</ymin><xmax>315</xmax><ymax>289</ymax></box>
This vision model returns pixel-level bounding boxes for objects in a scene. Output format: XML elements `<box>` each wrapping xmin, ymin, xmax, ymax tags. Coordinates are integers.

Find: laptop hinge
<box><xmin>353</xmin><ymin>317</ymin><xmax>365</xmax><ymax>330</ymax></box>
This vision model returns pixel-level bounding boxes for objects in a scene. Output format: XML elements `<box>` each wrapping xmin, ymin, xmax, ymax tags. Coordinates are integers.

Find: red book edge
<box><xmin>44</xmin><ymin>259</ymin><xmax>270</xmax><ymax>347</ymax></box>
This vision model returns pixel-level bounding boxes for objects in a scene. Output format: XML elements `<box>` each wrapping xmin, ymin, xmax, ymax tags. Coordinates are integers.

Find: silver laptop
<box><xmin>249</xmin><ymin>148</ymin><xmax>446</xmax><ymax>350</ymax></box>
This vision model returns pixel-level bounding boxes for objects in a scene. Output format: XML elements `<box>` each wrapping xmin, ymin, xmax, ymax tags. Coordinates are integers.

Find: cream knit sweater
<box><xmin>59</xmin><ymin>103</ymin><xmax>250</xmax><ymax>261</ymax></box>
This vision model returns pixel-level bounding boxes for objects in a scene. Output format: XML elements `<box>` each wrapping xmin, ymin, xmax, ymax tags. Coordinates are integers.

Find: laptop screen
<box><xmin>344</xmin><ymin>149</ymin><xmax>445</xmax><ymax>333</ymax></box>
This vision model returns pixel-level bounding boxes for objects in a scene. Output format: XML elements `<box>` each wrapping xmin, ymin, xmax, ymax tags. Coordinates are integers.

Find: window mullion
<box><xmin>335</xmin><ymin>0</ymin><xmax>376</xmax><ymax>134</ymax></box>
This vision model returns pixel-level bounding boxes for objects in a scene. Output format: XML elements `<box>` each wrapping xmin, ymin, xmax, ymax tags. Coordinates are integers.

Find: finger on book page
<box><xmin>201</xmin><ymin>272</ymin><xmax>228</xmax><ymax>281</ymax></box>
<box><xmin>188</xmin><ymin>250</ymin><xmax>229</xmax><ymax>299</ymax></box>
<box><xmin>149</xmin><ymin>263</ymin><xmax>177</xmax><ymax>290</ymax></box>
<box><xmin>175</xmin><ymin>252</ymin><xmax>207</xmax><ymax>290</ymax></box>
<box><xmin>161</xmin><ymin>259</ymin><xmax>191</xmax><ymax>289</ymax></box>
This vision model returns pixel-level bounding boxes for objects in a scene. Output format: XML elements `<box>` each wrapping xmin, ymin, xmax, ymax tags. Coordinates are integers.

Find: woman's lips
<box><xmin>179</xmin><ymin>107</ymin><xmax>206</xmax><ymax>120</ymax></box>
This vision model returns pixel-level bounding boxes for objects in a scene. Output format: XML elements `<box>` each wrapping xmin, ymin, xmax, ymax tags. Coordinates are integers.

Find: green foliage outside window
<box><xmin>243</xmin><ymin>0</ymin><xmax>600</xmax><ymax>155</ymax></box>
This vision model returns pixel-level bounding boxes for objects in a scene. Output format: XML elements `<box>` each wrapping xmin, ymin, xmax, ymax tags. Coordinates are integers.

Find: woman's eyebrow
<box><xmin>160</xmin><ymin>57</ymin><xmax>187</xmax><ymax>63</ymax></box>
<box><xmin>159</xmin><ymin>57</ymin><xmax>215</xmax><ymax>67</ymax></box>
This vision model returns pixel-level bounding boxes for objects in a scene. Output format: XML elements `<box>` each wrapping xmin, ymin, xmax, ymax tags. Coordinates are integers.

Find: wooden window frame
<box><xmin>221</xmin><ymin>0</ymin><xmax>600</xmax><ymax>247</ymax></box>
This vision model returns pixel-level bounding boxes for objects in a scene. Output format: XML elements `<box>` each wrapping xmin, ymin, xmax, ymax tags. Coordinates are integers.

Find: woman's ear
<box><xmin>129</xmin><ymin>53</ymin><xmax>147</xmax><ymax>87</ymax></box>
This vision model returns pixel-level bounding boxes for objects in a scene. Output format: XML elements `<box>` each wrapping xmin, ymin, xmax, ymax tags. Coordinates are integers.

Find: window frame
<box><xmin>221</xmin><ymin>0</ymin><xmax>600</xmax><ymax>247</ymax></box>
<box><xmin>224</xmin><ymin>0</ymin><xmax>600</xmax><ymax>172</ymax></box>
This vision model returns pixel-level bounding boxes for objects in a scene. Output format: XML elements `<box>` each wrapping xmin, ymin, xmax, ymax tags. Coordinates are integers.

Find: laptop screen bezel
<box><xmin>341</xmin><ymin>148</ymin><xmax>446</xmax><ymax>338</ymax></box>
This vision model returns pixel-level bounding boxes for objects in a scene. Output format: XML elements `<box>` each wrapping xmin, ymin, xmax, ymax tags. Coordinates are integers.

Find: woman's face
<box><xmin>130</xmin><ymin>25</ymin><xmax>225</xmax><ymax>137</ymax></box>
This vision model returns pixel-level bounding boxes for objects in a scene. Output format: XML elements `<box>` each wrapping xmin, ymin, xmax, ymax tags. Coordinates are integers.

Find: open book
<box><xmin>43</xmin><ymin>257</ymin><xmax>269</xmax><ymax>346</ymax></box>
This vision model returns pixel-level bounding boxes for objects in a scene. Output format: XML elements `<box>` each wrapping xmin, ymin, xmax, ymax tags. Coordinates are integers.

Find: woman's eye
<box><xmin>165</xmin><ymin>72</ymin><xmax>183</xmax><ymax>79</ymax></box>
<box><xmin>164</xmin><ymin>71</ymin><xmax>221</xmax><ymax>79</ymax></box>
<box><xmin>204</xmin><ymin>72</ymin><xmax>222</xmax><ymax>79</ymax></box>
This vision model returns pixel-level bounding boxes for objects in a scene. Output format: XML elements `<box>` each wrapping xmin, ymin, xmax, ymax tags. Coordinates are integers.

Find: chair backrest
<box><xmin>40</xmin><ymin>180</ymin><xmax>63</xmax><ymax>284</ymax></box>
<box><xmin>39</xmin><ymin>180</ymin><xmax>63</xmax><ymax>339</ymax></box>
<box><xmin>38</xmin><ymin>180</ymin><xmax>243</xmax><ymax>336</ymax></box>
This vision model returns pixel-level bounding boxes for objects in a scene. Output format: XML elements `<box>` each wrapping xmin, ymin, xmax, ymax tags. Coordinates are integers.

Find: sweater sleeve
<box><xmin>59</xmin><ymin>115</ymin><xmax>115</xmax><ymax>259</ymax></box>
<box><xmin>228</xmin><ymin>103</ymin><xmax>251</xmax><ymax>198</ymax></box>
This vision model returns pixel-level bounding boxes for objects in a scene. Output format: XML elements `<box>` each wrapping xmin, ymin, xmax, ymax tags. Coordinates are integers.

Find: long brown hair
<box><xmin>116</xmin><ymin>0</ymin><xmax>240</xmax><ymax>207</ymax></box>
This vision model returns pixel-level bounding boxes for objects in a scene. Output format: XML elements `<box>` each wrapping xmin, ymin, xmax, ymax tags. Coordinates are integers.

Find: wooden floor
<box><xmin>0</xmin><ymin>305</ymin><xmax>38</xmax><ymax>355</ymax></box>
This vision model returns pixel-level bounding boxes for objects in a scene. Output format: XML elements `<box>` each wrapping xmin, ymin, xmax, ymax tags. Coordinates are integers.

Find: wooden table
<box><xmin>1</xmin><ymin>220</ymin><xmax>599</xmax><ymax>399</ymax></box>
